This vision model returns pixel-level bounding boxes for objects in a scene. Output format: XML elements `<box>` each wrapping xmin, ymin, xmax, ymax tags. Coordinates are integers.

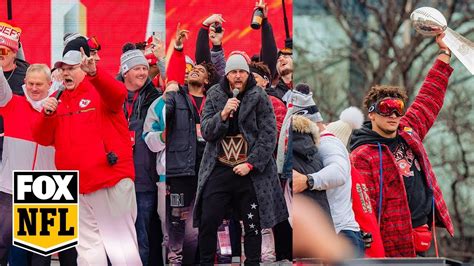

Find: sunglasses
<box><xmin>0</xmin><ymin>47</ymin><xmax>10</xmax><ymax>55</ymax></box>
<box><xmin>369</xmin><ymin>98</ymin><xmax>405</xmax><ymax>117</ymax></box>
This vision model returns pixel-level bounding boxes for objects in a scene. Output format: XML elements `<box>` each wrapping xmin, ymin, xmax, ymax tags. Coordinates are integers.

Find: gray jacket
<box><xmin>193</xmin><ymin>76</ymin><xmax>289</xmax><ymax>229</ymax></box>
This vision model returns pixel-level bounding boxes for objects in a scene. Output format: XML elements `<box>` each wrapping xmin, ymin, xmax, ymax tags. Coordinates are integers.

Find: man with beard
<box><xmin>120</xmin><ymin>47</ymin><xmax>162</xmax><ymax>266</ymax></box>
<box><xmin>350</xmin><ymin>35</ymin><xmax>454</xmax><ymax>257</ymax></box>
<box><xmin>165</xmin><ymin>57</ymin><xmax>216</xmax><ymax>264</ymax></box>
<box><xmin>194</xmin><ymin>53</ymin><xmax>288</xmax><ymax>265</ymax></box>
<box><xmin>266</xmin><ymin>49</ymin><xmax>293</xmax><ymax>102</ymax></box>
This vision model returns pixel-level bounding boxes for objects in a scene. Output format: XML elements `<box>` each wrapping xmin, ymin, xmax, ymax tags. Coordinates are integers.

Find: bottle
<box><xmin>250</xmin><ymin>8</ymin><xmax>264</xmax><ymax>30</ymax></box>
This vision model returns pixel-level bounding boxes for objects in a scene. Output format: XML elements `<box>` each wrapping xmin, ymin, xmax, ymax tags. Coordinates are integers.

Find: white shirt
<box><xmin>309</xmin><ymin>132</ymin><xmax>359</xmax><ymax>233</ymax></box>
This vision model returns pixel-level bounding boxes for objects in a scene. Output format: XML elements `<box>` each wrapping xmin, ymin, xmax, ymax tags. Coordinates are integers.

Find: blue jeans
<box><xmin>339</xmin><ymin>230</ymin><xmax>365</xmax><ymax>258</ymax></box>
<box><xmin>135</xmin><ymin>191</ymin><xmax>158</xmax><ymax>266</ymax></box>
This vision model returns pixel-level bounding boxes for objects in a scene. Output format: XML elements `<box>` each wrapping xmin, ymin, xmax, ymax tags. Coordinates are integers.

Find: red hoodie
<box><xmin>32</xmin><ymin>68</ymin><xmax>134</xmax><ymax>194</ymax></box>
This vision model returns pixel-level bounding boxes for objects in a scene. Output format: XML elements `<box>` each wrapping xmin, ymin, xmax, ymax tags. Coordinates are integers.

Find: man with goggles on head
<box><xmin>350</xmin><ymin>34</ymin><xmax>454</xmax><ymax>257</ymax></box>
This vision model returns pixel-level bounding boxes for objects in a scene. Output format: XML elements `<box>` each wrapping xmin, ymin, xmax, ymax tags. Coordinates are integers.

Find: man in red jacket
<box><xmin>350</xmin><ymin>35</ymin><xmax>454</xmax><ymax>257</ymax></box>
<box><xmin>34</xmin><ymin>38</ymin><xmax>141</xmax><ymax>265</ymax></box>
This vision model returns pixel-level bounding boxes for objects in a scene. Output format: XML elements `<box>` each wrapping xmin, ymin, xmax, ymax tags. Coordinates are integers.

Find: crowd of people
<box><xmin>0</xmin><ymin>1</ymin><xmax>456</xmax><ymax>265</ymax></box>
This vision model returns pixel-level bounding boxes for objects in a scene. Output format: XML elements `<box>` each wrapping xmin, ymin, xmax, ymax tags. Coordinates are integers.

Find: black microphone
<box><xmin>45</xmin><ymin>83</ymin><xmax>65</xmax><ymax>115</ymax></box>
<box><xmin>229</xmin><ymin>88</ymin><xmax>239</xmax><ymax>118</ymax></box>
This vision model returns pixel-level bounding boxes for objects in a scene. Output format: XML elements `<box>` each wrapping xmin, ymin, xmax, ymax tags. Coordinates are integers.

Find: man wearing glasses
<box><xmin>350</xmin><ymin>35</ymin><xmax>454</xmax><ymax>257</ymax></box>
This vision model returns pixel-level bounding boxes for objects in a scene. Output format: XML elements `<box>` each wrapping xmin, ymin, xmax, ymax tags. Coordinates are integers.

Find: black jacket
<box><xmin>166</xmin><ymin>85</ymin><xmax>204</xmax><ymax>177</ymax></box>
<box><xmin>266</xmin><ymin>78</ymin><xmax>291</xmax><ymax>102</ymax></box>
<box><xmin>194</xmin><ymin>73</ymin><xmax>288</xmax><ymax>228</ymax></box>
<box><xmin>123</xmin><ymin>78</ymin><xmax>161</xmax><ymax>192</ymax></box>
<box><xmin>291</xmin><ymin>115</ymin><xmax>332</xmax><ymax>218</ymax></box>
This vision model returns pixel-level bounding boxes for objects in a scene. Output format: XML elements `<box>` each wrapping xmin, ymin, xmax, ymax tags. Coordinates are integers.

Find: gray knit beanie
<box><xmin>225</xmin><ymin>54</ymin><xmax>249</xmax><ymax>75</ymax></box>
<box><xmin>120</xmin><ymin>49</ymin><xmax>149</xmax><ymax>75</ymax></box>
<box><xmin>291</xmin><ymin>83</ymin><xmax>323</xmax><ymax>123</ymax></box>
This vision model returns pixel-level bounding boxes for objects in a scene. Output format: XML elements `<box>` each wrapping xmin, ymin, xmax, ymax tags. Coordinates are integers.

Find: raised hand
<box><xmin>175</xmin><ymin>23</ymin><xmax>190</xmax><ymax>48</ymax></box>
<box><xmin>255</xmin><ymin>0</ymin><xmax>268</xmax><ymax>18</ymax></box>
<box><xmin>209</xmin><ymin>24</ymin><xmax>225</xmax><ymax>46</ymax></box>
<box><xmin>203</xmin><ymin>14</ymin><xmax>225</xmax><ymax>27</ymax></box>
<box><xmin>152</xmin><ymin>33</ymin><xmax>166</xmax><ymax>60</ymax></box>
<box><xmin>79</xmin><ymin>47</ymin><xmax>97</xmax><ymax>76</ymax></box>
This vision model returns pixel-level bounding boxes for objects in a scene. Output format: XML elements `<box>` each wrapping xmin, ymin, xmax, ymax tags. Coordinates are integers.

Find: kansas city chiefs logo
<box><xmin>79</xmin><ymin>99</ymin><xmax>91</xmax><ymax>108</ymax></box>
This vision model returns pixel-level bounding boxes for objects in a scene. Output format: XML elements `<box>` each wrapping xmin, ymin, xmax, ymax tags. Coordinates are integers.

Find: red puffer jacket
<box><xmin>350</xmin><ymin>60</ymin><xmax>454</xmax><ymax>257</ymax></box>
<box><xmin>33</xmin><ymin>68</ymin><xmax>134</xmax><ymax>194</ymax></box>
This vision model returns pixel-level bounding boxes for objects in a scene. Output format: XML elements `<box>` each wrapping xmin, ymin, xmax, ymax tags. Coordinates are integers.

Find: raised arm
<box><xmin>167</xmin><ymin>24</ymin><xmax>189</xmax><ymax>85</ymax></box>
<box><xmin>78</xmin><ymin>47</ymin><xmax>127</xmax><ymax>112</ymax></box>
<box><xmin>209</xmin><ymin>23</ymin><xmax>226</xmax><ymax>76</ymax></box>
<box><xmin>0</xmin><ymin>68</ymin><xmax>13</xmax><ymax>107</ymax></box>
<box><xmin>401</xmin><ymin>34</ymin><xmax>453</xmax><ymax>140</ymax></box>
<box><xmin>197</xmin><ymin>14</ymin><xmax>225</xmax><ymax>65</ymax></box>
<box><xmin>258</xmin><ymin>1</ymin><xmax>278</xmax><ymax>78</ymax></box>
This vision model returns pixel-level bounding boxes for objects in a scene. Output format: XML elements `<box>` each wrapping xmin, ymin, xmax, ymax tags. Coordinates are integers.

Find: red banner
<box><xmin>166</xmin><ymin>0</ymin><xmax>293</xmax><ymax>61</ymax></box>
<box><xmin>1</xmin><ymin>0</ymin><xmax>155</xmax><ymax>75</ymax></box>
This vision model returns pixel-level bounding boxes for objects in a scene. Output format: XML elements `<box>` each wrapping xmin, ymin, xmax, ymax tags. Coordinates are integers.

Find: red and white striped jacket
<box><xmin>0</xmin><ymin>74</ymin><xmax>55</xmax><ymax>195</ymax></box>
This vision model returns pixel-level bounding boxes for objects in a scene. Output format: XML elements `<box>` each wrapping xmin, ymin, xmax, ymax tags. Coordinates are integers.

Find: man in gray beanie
<box><xmin>119</xmin><ymin>47</ymin><xmax>162</xmax><ymax>266</ymax></box>
<box><xmin>120</xmin><ymin>49</ymin><xmax>149</xmax><ymax>76</ymax></box>
<box><xmin>194</xmin><ymin>52</ymin><xmax>288</xmax><ymax>264</ymax></box>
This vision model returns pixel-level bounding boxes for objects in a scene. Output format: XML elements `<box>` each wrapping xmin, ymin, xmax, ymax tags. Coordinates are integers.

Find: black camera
<box><xmin>214</xmin><ymin>23</ymin><xmax>223</xmax><ymax>33</ymax></box>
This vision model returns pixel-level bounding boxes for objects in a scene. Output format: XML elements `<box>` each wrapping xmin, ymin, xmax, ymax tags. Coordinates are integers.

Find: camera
<box><xmin>107</xmin><ymin>152</ymin><xmax>118</xmax><ymax>166</ymax></box>
<box><xmin>214</xmin><ymin>23</ymin><xmax>223</xmax><ymax>33</ymax></box>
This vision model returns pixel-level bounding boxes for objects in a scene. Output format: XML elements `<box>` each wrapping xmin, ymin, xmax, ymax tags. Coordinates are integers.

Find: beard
<box><xmin>188</xmin><ymin>79</ymin><xmax>204</xmax><ymax>87</ymax></box>
<box><xmin>279</xmin><ymin>68</ymin><xmax>293</xmax><ymax>77</ymax></box>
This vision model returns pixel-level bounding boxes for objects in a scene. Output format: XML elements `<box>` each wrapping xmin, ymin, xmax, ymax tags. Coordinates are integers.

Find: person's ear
<box><xmin>368</xmin><ymin>112</ymin><xmax>375</xmax><ymax>121</ymax></box>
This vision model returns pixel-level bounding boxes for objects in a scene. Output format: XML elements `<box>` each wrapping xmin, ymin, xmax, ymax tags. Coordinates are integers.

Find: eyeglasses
<box><xmin>369</xmin><ymin>98</ymin><xmax>405</xmax><ymax>117</ymax></box>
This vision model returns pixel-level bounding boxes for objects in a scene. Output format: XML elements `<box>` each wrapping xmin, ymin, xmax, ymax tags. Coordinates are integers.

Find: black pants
<box><xmin>166</xmin><ymin>176</ymin><xmax>199</xmax><ymax>264</ymax></box>
<box><xmin>273</xmin><ymin>219</ymin><xmax>293</xmax><ymax>261</ymax></box>
<box><xmin>199</xmin><ymin>166</ymin><xmax>261</xmax><ymax>265</ymax></box>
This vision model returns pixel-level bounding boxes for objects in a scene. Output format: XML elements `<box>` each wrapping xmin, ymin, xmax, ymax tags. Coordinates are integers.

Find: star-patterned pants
<box><xmin>199</xmin><ymin>165</ymin><xmax>262</xmax><ymax>265</ymax></box>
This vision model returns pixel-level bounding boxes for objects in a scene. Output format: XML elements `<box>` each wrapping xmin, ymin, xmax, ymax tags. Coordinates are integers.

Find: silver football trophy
<box><xmin>411</xmin><ymin>7</ymin><xmax>474</xmax><ymax>75</ymax></box>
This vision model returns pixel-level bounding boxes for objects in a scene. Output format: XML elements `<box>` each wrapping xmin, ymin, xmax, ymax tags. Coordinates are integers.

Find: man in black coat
<box><xmin>165</xmin><ymin>54</ymin><xmax>216</xmax><ymax>264</ymax></box>
<box><xmin>194</xmin><ymin>53</ymin><xmax>288</xmax><ymax>265</ymax></box>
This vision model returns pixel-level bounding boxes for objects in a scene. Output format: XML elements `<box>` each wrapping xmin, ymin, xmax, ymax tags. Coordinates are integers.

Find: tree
<box><xmin>294</xmin><ymin>0</ymin><xmax>474</xmax><ymax>261</ymax></box>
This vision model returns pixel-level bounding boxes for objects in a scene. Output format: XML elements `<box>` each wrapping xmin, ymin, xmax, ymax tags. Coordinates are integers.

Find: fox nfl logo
<box><xmin>12</xmin><ymin>171</ymin><xmax>79</xmax><ymax>256</ymax></box>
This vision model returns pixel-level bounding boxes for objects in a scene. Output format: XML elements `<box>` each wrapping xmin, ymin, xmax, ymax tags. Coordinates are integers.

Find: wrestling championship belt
<box><xmin>218</xmin><ymin>134</ymin><xmax>248</xmax><ymax>167</ymax></box>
